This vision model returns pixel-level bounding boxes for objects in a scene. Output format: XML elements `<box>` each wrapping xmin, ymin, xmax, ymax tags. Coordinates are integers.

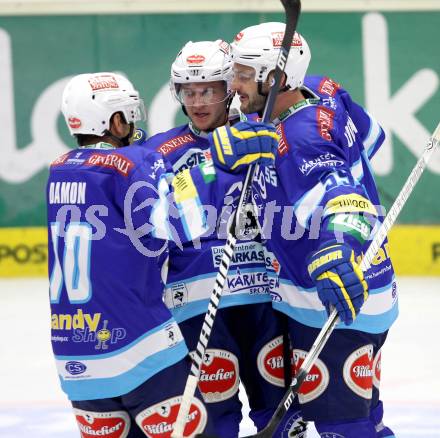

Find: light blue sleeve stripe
<box><xmin>62</xmin><ymin>341</ymin><xmax>188</xmax><ymax>401</ymax></box>
<box><xmin>273</xmin><ymin>300</ymin><xmax>399</xmax><ymax>334</ymax></box>
<box><xmin>171</xmin><ymin>294</ymin><xmax>272</xmax><ymax>323</ymax></box>
<box><xmin>55</xmin><ymin>317</ymin><xmax>178</xmax><ymax>361</ymax></box>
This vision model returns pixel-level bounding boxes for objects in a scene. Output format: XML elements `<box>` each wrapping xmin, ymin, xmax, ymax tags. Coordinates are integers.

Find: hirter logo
<box><xmin>135</xmin><ymin>396</ymin><xmax>207</xmax><ymax>438</ymax></box>
<box><xmin>318</xmin><ymin>77</ymin><xmax>341</xmax><ymax>97</ymax></box>
<box><xmin>272</xmin><ymin>32</ymin><xmax>285</xmax><ymax>48</ymax></box>
<box><xmin>317</xmin><ymin>107</ymin><xmax>334</xmax><ymax>141</ymax></box>
<box><xmin>292</xmin><ymin>32</ymin><xmax>302</xmax><ymax>47</ymax></box>
<box><xmin>343</xmin><ymin>344</ymin><xmax>374</xmax><ymax>399</ymax></box>
<box><xmin>73</xmin><ymin>408</ymin><xmax>130</xmax><ymax>438</ymax></box>
<box><xmin>257</xmin><ymin>336</ymin><xmax>295</xmax><ymax>387</ymax></box>
<box><xmin>271</xmin><ymin>31</ymin><xmax>302</xmax><ymax>48</ymax></box>
<box><xmin>68</xmin><ymin>117</ymin><xmax>81</xmax><ymax>129</ymax></box>
<box><xmin>186</xmin><ymin>55</ymin><xmax>205</xmax><ymax>65</ymax></box>
<box><xmin>293</xmin><ymin>349</ymin><xmax>329</xmax><ymax>403</ymax></box>
<box><xmin>88</xmin><ymin>74</ymin><xmax>119</xmax><ymax>91</ymax></box>
<box><xmin>191</xmin><ymin>349</ymin><xmax>239</xmax><ymax>402</ymax></box>
<box><xmin>373</xmin><ymin>348</ymin><xmax>382</xmax><ymax>389</ymax></box>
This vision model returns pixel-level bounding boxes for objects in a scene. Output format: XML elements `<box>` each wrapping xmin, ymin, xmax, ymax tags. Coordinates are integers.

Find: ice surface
<box><xmin>0</xmin><ymin>277</ymin><xmax>439</xmax><ymax>437</ymax></box>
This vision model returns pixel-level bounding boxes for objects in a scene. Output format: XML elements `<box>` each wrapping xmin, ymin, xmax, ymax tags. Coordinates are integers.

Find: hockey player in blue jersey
<box><xmin>212</xmin><ymin>22</ymin><xmax>397</xmax><ymax>437</ymax></box>
<box><xmin>134</xmin><ymin>40</ymin><xmax>305</xmax><ymax>437</ymax></box>
<box><xmin>47</xmin><ymin>72</ymin><xmax>277</xmax><ymax>437</ymax></box>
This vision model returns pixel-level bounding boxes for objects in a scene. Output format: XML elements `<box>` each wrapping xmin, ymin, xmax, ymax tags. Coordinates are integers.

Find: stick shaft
<box><xmin>172</xmin><ymin>2</ymin><xmax>302</xmax><ymax>436</ymax></box>
<box><xmin>251</xmin><ymin>120</ymin><xmax>440</xmax><ymax>438</ymax></box>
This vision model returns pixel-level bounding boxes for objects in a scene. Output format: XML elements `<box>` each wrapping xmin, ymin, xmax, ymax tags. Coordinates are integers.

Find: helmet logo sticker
<box><xmin>88</xmin><ymin>74</ymin><xmax>119</xmax><ymax>91</ymax></box>
<box><xmin>68</xmin><ymin>117</ymin><xmax>81</xmax><ymax>129</ymax></box>
<box><xmin>186</xmin><ymin>55</ymin><xmax>205</xmax><ymax>65</ymax></box>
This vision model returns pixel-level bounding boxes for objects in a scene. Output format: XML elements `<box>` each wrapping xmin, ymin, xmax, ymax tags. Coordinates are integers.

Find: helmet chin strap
<box><xmin>256</xmin><ymin>72</ymin><xmax>290</xmax><ymax>116</ymax></box>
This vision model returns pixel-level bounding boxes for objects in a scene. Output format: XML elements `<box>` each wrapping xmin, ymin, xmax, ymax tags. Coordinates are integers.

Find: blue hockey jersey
<box><xmin>251</xmin><ymin>77</ymin><xmax>398</xmax><ymax>334</ymax></box>
<box><xmin>46</xmin><ymin>142</ymin><xmax>228</xmax><ymax>400</ymax></box>
<box><xmin>138</xmin><ymin>123</ymin><xmax>272</xmax><ymax>323</ymax></box>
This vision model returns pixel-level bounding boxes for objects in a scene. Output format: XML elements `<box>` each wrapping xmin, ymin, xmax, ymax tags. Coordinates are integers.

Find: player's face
<box><xmin>231</xmin><ymin>63</ymin><xmax>266</xmax><ymax>114</ymax></box>
<box><xmin>182</xmin><ymin>81</ymin><xmax>229</xmax><ymax>132</ymax></box>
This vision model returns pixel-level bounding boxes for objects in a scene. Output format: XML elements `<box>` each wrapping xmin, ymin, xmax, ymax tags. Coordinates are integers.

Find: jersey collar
<box><xmin>79</xmin><ymin>142</ymin><xmax>116</xmax><ymax>150</ymax></box>
<box><xmin>272</xmin><ymin>98</ymin><xmax>320</xmax><ymax>125</ymax></box>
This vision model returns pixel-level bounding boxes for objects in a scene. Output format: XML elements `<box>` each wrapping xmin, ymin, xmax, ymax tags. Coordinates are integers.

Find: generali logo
<box><xmin>86</xmin><ymin>153</ymin><xmax>134</xmax><ymax>176</ymax></box>
<box><xmin>318</xmin><ymin>77</ymin><xmax>341</xmax><ymax>97</ymax></box>
<box><xmin>317</xmin><ymin>106</ymin><xmax>334</xmax><ymax>141</ymax></box>
<box><xmin>156</xmin><ymin>133</ymin><xmax>195</xmax><ymax>156</ymax></box>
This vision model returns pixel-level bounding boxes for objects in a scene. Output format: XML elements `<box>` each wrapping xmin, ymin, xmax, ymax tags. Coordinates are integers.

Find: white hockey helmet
<box><xmin>170</xmin><ymin>40</ymin><xmax>233</xmax><ymax>105</ymax></box>
<box><xmin>61</xmin><ymin>72</ymin><xmax>145</xmax><ymax>136</ymax></box>
<box><xmin>231</xmin><ymin>22</ymin><xmax>311</xmax><ymax>90</ymax></box>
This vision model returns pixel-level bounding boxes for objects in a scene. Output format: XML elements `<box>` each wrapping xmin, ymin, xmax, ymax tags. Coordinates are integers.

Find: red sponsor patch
<box><xmin>85</xmin><ymin>153</ymin><xmax>134</xmax><ymax>176</ymax></box>
<box><xmin>192</xmin><ymin>349</ymin><xmax>239</xmax><ymax>402</ymax></box>
<box><xmin>318</xmin><ymin>77</ymin><xmax>341</xmax><ymax>97</ymax></box>
<box><xmin>293</xmin><ymin>349</ymin><xmax>329</xmax><ymax>403</ymax></box>
<box><xmin>271</xmin><ymin>31</ymin><xmax>302</xmax><ymax>48</ymax></box>
<box><xmin>373</xmin><ymin>348</ymin><xmax>382</xmax><ymax>389</ymax></box>
<box><xmin>292</xmin><ymin>32</ymin><xmax>303</xmax><ymax>47</ymax></box>
<box><xmin>272</xmin><ymin>32</ymin><xmax>284</xmax><ymax>48</ymax></box>
<box><xmin>276</xmin><ymin>124</ymin><xmax>289</xmax><ymax>156</ymax></box>
<box><xmin>186</xmin><ymin>54</ymin><xmax>205</xmax><ymax>65</ymax></box>
<box><xmin>317</xmin><ymin>106</ymin><xmax>334</xmax><ymax>141</ymax></box>
<box><xmin>343</xmin><ymin>344</ymin><xmax>374</xmax><ymax>399</ymax></box>
<box><xmin>73</xmin><ymin>408</ymin><xmax>130</xmax><ymax>438</ymax></box>
<box><xmin>51</xmin><ymin>152</ymin><xmax>70</xmax><ymax>167</ymax></box>
<box><xmin>88</xmin><ymin>74</ymin><xmax>119</xmax><ymax>91</ymax></box>
<box><xmin>157</xmin><ymin>134</ymin><xmax>195</xmax><ymax>156</ymax></box>
<box><xmin>136</xmin><ymin>396</ymin><xmax>207</xmax><ymax>438</ymax></box>
<box><xmin>271</xmin><ymin>259</ymin><xmax>280</xmax><ymax>273</ymax></box>
<box><xmin>257</xmin><ymin>336</ymin><xmax>295</xmax><ymax>387</ymax></box>
<box><xmin>68</xmin><ymin>117</ymin><xmax>82</xmax><ymax>129</ymax></box>
<box><xmin>234</xmin><ymin>31</ymin><xmax>244</xmax><ymax>42</ymax></box>
<box><xmin>219</xmin><ymin>40</ymin><xmax>230</xmax><ymax>55</ymax></box>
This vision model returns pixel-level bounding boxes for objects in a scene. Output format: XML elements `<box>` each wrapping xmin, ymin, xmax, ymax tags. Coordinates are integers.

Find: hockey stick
<box><xmin>171</xmin><ymin>2</ymin><xmax>302</xmax><ymax>437</ymax></box>
<box><xmin>247</xmin><ymin>120</ymin><xmax>440</xmax><ymax>438</ymax></box>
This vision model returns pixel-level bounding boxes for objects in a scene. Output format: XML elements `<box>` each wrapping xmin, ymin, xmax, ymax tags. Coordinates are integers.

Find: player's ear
<box><xmin>109</xmin><ymin>112</ymin><xmax>126</xmax><ymax>136</ymax></box>
<box><xmin>266</xmin><ymin>70</ymin><xmax>287</xmax><ymax>91</ymax></box>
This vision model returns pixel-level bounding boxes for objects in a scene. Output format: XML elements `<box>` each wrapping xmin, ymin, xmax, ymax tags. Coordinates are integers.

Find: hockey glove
<box><xmin>210</xmin><ymin>121</ymin><xmax>279</xmax><ymax>172</ymax></box>
<box><xmin>307</xmin><ymin>242</ymin><xmax>369</xmax><ymax>325</ymax></box>
<box><xmin>130</xmin><ymin>127</ymin><xmax>147</xmax><ymax>145</ymax></box>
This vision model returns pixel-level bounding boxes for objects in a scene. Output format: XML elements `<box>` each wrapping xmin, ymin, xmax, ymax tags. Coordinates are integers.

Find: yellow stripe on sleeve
<box><xmin>212</xmin><ymin>129</ymin><xmax>225</xmax><ymax>165</ymax></box>
<box><xmin>317</xmin><ymin>271</ymin><xmax>356</xmax><ymax>321</ymax></box>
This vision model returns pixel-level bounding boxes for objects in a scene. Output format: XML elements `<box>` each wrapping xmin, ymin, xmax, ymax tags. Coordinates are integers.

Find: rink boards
<box><xmin>0</xmin><ymin>226</ymin><xmax>439</xmax><ymax>277</ymax></box>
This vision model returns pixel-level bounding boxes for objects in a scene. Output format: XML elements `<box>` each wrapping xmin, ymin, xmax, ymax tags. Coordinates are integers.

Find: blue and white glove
<box><xmin>210</xmin><ymin>121</ymin><xmax>279</xmax><ymax>172</ymax></box>
<box><xmin>307</xmin><ymin>242</ymin><xmax>369</xmax><ymax>325</ymax></box>
<box><xmin>131</xmin><ymin>128</ymin><xmax>147</xmax><ymax>145</ymax></box>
